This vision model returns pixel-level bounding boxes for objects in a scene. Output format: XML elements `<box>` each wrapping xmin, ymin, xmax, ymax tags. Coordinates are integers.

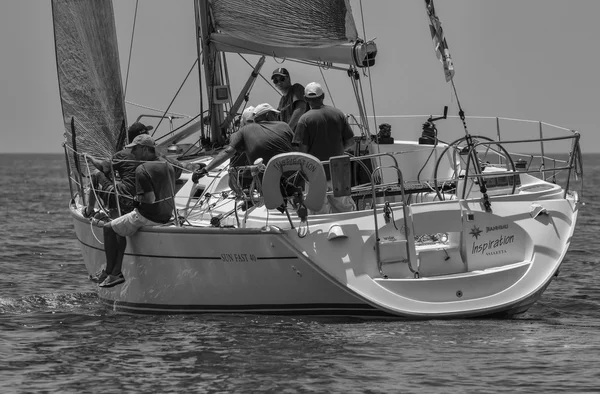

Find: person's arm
<box><xmin>287</xmin><ymin>100</ymin><xmax>307</xmax><ymax>131</ymax></box>
<box><xmin>291</xmin><ymin>117</ymin><xmax>307</xmax><ymax>153</ymax></box>
<box><xmin>139</xmin><ymin>190</ymin><xmax>156</xmax><ymax>204</ymax></box>
<box><xmin>343</xmin><ymin>136</ymin><xmax>355</xmax><ymax>151</ymax></box>
<box><xmin>135</xmin><ymin>165</ymin><xmax>156</xmax><ymax>205</ymax></box>
<box><xmin>84</xmin><ymin>154</ymin><xmax>111</xmax><ymax>174</ymax></box>
<box><xmin>296</xmin><ymin>144</ymin><xmax>308</xmax><ymax>153</ymax></box>
<box><xmin>205</xmin><ymin>146</ymin><xmax>236</xmax><ymax>172</ymax></box>
<box><xmin>192</xmin><ymin>146</ymin><xmax>236</xmax><ymax>183</ymax></box>
<box><xmin>341</xmin><ymin>115</ymin><xmax>355</xmax><ymax>151</ymax></box>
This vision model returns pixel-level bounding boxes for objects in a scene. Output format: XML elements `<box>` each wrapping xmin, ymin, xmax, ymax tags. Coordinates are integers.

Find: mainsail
<box><xmin>206</xmin><ymin>0</ymin><xmax>376</xmax><ymax>67</ymax></box>
<box><xmin>52</xmin><ymin>0</ymin><xmax>127</xmax><ymax>162</ymax></box>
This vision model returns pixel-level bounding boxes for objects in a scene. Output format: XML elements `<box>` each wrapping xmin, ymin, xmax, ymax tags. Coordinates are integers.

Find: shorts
<box><xmin>110</xmin><ymin>209</ymin><xmax>161</xmax><ymax>237</ymax></box>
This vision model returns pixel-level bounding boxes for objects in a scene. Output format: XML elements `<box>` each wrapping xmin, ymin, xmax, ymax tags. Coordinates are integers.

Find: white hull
<box><xmin>72</xmin><ymin>173</ymin><xmax>579</xmax><ymax>318</ymax></box>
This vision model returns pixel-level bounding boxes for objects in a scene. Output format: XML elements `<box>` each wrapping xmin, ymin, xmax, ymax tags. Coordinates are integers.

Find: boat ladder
<box><xmin>374</xmin><ymin>201</ymin><xmax>419</xmax><ymax>278</ymax></box>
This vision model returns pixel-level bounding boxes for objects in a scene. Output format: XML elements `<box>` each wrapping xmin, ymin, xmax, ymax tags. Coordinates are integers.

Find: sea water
<box><xmin>1</xmin><ymin>154</ymin><xmax>599</xmax><ymax>393</ymax></box>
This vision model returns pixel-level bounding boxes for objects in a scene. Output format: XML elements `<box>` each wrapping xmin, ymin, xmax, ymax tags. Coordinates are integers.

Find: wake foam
<box><xmin>0</xmin><ymin>292</ymin><xmax>99</xmax><ymax>314</ymax></box>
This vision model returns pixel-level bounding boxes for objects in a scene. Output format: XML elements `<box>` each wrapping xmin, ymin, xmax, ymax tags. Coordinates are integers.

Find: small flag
<box><xmin>424</xmin><ymin>0</ymin><xmax>455</xmax><ymax>82</ymax></box>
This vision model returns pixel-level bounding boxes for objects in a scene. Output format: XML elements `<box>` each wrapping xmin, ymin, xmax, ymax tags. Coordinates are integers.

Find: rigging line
<box><xmin>358</xmin><ymin>0</ymin><xmax>377</xmax><ymax>141</ymax></box>
<box><xmin>151</xmin><ymin>58</ymin><xmax>199</xmax><ymax>138</ymax></box>
<box><xmin>123</xmin><ymin>0</ymin><xmax>139</xmax><ymax>100</ymax></box>
<box><xmin>237</xmin><ymin>54</ymin><xmax>280</xmax><ymax>95</ymax></box>
<box><xmin>318</xmin><ymin>67</ymin><xmax>335</xmax><ymax>107</ymax></box>
<box><xmin>451</xmin><ymin>78</ymin><xmax>469</xmax><ymax>136</ymax></box>
<box><xmin>125</xmin><ymin>100</ymin><xmax>192</xmax><ymax>118</ymax></box>
<box><xmin>356</xmin><ymin>0</ymin><xmax>383</xmax><ymax>183</ymax></box>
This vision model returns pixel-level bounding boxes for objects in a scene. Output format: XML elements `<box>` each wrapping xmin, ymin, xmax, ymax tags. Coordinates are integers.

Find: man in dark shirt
<box><xmin>293</xmin><ymin>82</ymin><xmax>356</xmax><ymax>214</ymax></box>
<box><xmin>91</xmin><ymin>134</ymin><xmax>177</xmax><ymax>288</ymax></box>
<box><xmin>272</xmin><ymin>68</ymin><xmax>307</xmax><ymax>132</ymax></box>
<box><xmin>83</xmin><ymin>122</ymin><xmax>153</xmax><ymax>218</ymax></box>
<box><xmin>192</xmin><ymin>103</ymin><xmax>294</xmax><ymax>182</ymax></box>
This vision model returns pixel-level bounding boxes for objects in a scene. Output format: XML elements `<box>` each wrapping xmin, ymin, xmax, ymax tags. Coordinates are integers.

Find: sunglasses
<box><xmin>272</xmin><ymin>76</ymin><xmax>287</xmax><ymax>84</ymax></box>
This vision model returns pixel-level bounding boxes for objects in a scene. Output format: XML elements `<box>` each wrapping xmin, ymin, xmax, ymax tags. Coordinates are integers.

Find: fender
<box><xmin>262</xmin><ymin>152</ymin><xmax>327</xmax><ymax>211</ymax></box>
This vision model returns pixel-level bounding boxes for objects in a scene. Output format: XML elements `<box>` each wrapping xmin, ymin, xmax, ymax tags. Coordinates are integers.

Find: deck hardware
<box><xmin>456</xmin><ymin>290</ymin><xmax>463</xmax><ymax>298</ymax></box>
<box><xmin>383</xmin><ymin>202</ymin><xmax>392</xmax><ymax>224</ymax></box>
<box><xmin>291</xmin><ymin>266</ymin><xmax>302</xmax><ymax>277</ymax></box>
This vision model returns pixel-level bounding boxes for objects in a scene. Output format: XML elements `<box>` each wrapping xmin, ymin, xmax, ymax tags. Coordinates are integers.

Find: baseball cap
<box><xmin>253</xmin><ymin>103</ymin><xmax>280</xmax><ymax>118</ymax></box>
<box><xmin>271</xmin><ymin>68</ymin><xmax>289</xmax><ymax>79</ymax></box>
<box><xmin>241</xmin><ymin>106</ymin><xmax>255</xmax><ymax>125</ymax></box>
<box><xmin>128</xmin><ymin>121</ymin><xmax>153</xmax><ymax>135</ymax></box>
<box><xmin>127</xmin><ymin>122</ymin><xmax>153</xmax><ymax>142</ymax></box>
<box><xmin>304</xmin><ymin>82</ymin><xmax>324</xmax><ymax>98</ymax></box>
<box><xmin>125</xmin><ymin>134</ymin><xmax>156</xmax><ymax>149</ymax></box>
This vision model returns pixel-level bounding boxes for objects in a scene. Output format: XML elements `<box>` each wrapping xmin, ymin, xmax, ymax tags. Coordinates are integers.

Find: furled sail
<box><xmin>52</xmin><ymin>0</ymin><xmax>127</xmax><ymax>163</ymax></box>
<box><xmin>206</xmin><ymin>0</ymin><xmax>377</xmax><ymax>67</ymax></box>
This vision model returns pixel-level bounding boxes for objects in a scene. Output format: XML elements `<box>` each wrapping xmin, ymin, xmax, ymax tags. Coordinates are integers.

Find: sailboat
<box><xmin>52</xmin><ymin>0</ymin><xmax>583</xmax><ymax>317</ymax></box>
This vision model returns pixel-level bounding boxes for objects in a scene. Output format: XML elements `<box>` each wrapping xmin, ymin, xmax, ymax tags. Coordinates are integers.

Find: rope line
<box><xmin>123</xmin><ymin>0</ymin><xmax>139</xmax><ymax>100</ymax></box>
<box><xmin>125</xmin><ymin>100</ymin><xmax>192</xmax><ymax>118</ymax></box>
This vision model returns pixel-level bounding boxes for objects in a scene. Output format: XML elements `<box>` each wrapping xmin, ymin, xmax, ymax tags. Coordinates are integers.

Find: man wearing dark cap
<box><xmin>91</xmin><ymin>134</ymin><xmax>178</xmax><ymax>288</ymax></box>
<box><xmin>272</xmin><ymin>68</ymin><xmax>307</xmax><ymax>131</ymax></box>
<box><xmin>82</xmin><ymin>121</ymin><xmax>153</xmax><ymax>219</ymax></box>
<box><xmin>127</xmin><ymin>121</ymin><xmax>153</xmax><ymax>139</ymax></box>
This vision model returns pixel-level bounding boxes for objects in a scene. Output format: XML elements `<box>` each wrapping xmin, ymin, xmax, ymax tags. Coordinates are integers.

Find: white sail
<box><xmin>206</xmin><ymin>0</ymin><xmax>376</xmax><ymax>67</ymax></box>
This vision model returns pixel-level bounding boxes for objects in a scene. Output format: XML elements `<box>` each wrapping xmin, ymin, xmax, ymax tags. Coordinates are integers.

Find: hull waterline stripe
<box><xmin>99</xmin><ymin>298</ymin><xmax>390</xmax><ymax>316</ymax></box>
<box><xmin>76</xmin><ymin>235</ymin><xmax>298</xmax><ymax>261</ymax></box>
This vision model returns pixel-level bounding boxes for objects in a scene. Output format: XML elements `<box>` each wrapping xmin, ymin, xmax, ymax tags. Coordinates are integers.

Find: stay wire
<box><xmin>123</xmin><ymin>0</ymin><xmax>139</xmax><ymax>100</ymax></box>
<box><xmin>152</xmin><ymin>58</ymin><xmax>199</xmax><ymax>137</ymax></box>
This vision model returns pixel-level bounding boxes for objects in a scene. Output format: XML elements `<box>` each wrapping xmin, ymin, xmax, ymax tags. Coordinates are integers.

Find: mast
<box><xmin>193</xmin><ymin>0</ymin><xmax>205</xmax><ymax>141</ymax></box>
<box><xmin>197</xmin><ymin>0</ymin><xmax>226</xmax><ymax>145</ymax></box>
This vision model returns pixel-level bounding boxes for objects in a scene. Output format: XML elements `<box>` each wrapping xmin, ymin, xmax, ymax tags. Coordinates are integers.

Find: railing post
<box><xmin>111</xmin><ymin>161</ymin><xmax>122</xmax><ymax>217</ymax></box>
<box><xmin>539</xmin><ymin>121</ymin><xmax>546</xmax><ymax>181</ymax></box>
<box><xmin>495</xmin><ymin>117</ymin><xmax>502</xmax><ymax>166</ymax></box>
<box><xmin>166</xmin><ymin>161</ymin><xmax>180</xmax><ymax>227</ymax></box>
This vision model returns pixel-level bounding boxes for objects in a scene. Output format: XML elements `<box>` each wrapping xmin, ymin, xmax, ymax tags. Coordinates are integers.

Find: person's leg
<box><xmin>102</xmin><ymin>224</ymin><xmax>125</xmax><ymax>275</ymax></box>
<box><xmin>84</xmin><ymin>173</ymin><xmax>99</xmax><ymax>217</ymax></box>
<box><xmin>110</xmin><ymin>231</ymin><xmax>128</xmax><ymax>276</ymax></box>
<box><xmin>98</xmin><ymin>210</ymin><xmax>159</xmax><ymax>287</ymax></box>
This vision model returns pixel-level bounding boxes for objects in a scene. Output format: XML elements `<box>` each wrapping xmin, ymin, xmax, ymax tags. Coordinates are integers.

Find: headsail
<box><xmin>424</xmin><ymin>0</ymin><xmax>455</xmax><ymax>82</ymax></box>
<box><xmin>206</xmin><ymin>0</ymin><xmax>376</xmax><ymax>67</ymax></box>
<box><xmin>52</xmin><ymin>0</ymin><xmax>127</xmax><ymax>161</ymax></box>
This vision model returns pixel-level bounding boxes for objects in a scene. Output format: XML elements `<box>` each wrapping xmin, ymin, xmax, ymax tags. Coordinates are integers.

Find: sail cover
<box><xmin>424</xmin><ymin>0</ymin><xmax>455</xmax><ymax>82</ymax></box>
<box><xmin>207</xmin><ymin>0</ymin><xmax>376</xmax><ymax>66</ymax></box>
<box><xmin>52</xmin><ymin>0</ymin><xmax>126</xmax><ymax>162</ymax></box>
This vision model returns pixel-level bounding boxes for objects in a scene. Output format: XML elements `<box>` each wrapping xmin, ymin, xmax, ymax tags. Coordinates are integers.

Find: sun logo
<box><xmin>470</xmin><ymin>226</ymin><xmax>482</xmax><ymax>239</ymax></box>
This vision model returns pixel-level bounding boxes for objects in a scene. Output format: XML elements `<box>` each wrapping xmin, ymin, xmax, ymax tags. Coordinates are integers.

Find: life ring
<box><xmin>262</xmin><ymin>152</ymin><xmax>327</xmax><ymax>211</ymax></box>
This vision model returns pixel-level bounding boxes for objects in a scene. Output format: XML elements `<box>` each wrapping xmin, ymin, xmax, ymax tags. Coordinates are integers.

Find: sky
<box><xmin>1</xmin><ymin>0</ymin><xmax>599</xmax><ymax>153</ymax></box>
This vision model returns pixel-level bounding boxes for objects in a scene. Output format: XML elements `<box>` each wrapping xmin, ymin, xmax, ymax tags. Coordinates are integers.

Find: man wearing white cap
<box><xmin>192</xmin><ymin>103</ymin><xmax>294</xmax><ymax>182</ymax></box>
<box><xmin>240</xmin><ymin>106</ymin><xmax>255</xmax><ymax>126</ymax></box>
<box><xmin>90</xmin><ymin>134</ymin><xmax>178</xmax><ymax>288</ymax></box>
<box><xmin>293</xmin><ymin>82</ymin><xmax>356</xmax><ymax>214</ymax></box>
